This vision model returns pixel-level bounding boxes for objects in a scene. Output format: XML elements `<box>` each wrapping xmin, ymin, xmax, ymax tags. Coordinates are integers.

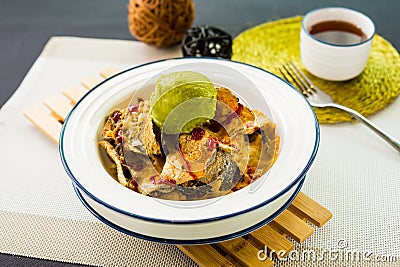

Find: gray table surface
<box><xmin>0</xmin><ymin>0</ymin><xmax>399</xmax><ymax>266</ymax></box>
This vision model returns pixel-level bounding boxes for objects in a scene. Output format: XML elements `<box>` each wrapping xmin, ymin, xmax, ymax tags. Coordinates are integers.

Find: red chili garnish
<box><xmin>207</xmin><ymin>137</ymin><xmax>218</xmax><ymax>150</ymax></box>
<box><xmin>128</xmin><ymin>179</ymin><xmax>139</xmax><ymax>192</ymax></box>
<box><xmin>128</xmin><ymin>104</ymin><xmax>139</xmax><ymax>113</ymax></box>
<box><xmin>230</xmin><ymin>144</ymin><xmax>239</xmax><ymax>150</ymax></box>
<box><xmin>246</xmin><ymin>121</ymin><xmax>254</xmax><ymax>128</ymax></box>
<box><xmin>246</xmin><ymin>166</ymin><xmax>257</xmax><ymax>180</ymax></box>
<box><xmin>116</xmin><ymin>129</ymin><xmax>123</xmax><ymax>143</ymax></box>
<box><xmin>165</xmin><ymin>178</ymin><xmax>176</xmax><ymax>185</ymax></box>
<box><xmin>189</xmin><ymin>172</ymin><xmax>198</xmax><ymax>180</ymax></box>
<box><xmin>150</xmin><ymin>175</ymin><xmax>176</xmax><ymax>185</ymax></box>
<box><xmin>191</xmin><ymin>128</ymin><xmax>205</xmax><ymax>141</ymax></box>
<box><xmin>130</xmin><ymin>179</ymin><xmax>138</xmax><ymax>187</ymax></box>
<box><xmin>235</xmin><ymin>103</ymin><xmax>243</xmax><ymax>116</ymax></box>
<box><xmin>176</xmin><ymin>150</ymin><xmax>197</xmax><ymax>181</ymax></box>
<box><xmin>246</xmin><ymin>121</ymin><xmax>259</xmax><ymax>131</ymax></box>
<box><xmin>177</xmin><ymin>147</ymin><xmax>197</xmax><ymax>180</ymax></box>
<box><xmin>178</xmin><ymin>146</ymin><xmax>192</xmax><ymax>172</ymax></box>
<box><xmin>112</xmin><ymin>111</ymin><xmax>122</xmax><ymax>122</ymax></box>
<box><xmin>149</xmin><ymin>175</ymin><xmax>157</xmax><ymax>183</ymax></box>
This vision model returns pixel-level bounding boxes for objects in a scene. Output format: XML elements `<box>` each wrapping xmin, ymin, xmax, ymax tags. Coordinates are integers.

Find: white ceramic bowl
<box><xmin>59</xmin><ymin>58</ymin><xmax>319</xmax><ymax>244</ymax></box>
<box><xmin>300</xmin><ymin>7</ymin><xmax>375</xmax><ymax>81</ymax></box>
<box><xmin>73</xmin><ymin>178</ymin><xmax>305</xmax><ymax>244</ymax></box>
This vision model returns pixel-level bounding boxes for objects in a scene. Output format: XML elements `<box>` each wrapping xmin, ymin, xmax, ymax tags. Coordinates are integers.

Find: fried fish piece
<box><xmin>99</xmin><ymin>141</ymin><xmax>129</xmax><ymax>187</ymax></box>
<box><xmin>123</xmin><ymin>100</ymin><xmax>161</xmax><ymax>156</ymax></box>
<box><xmin>121</xmin><ymin>148</ymin><xmax>168</xmax><ymax>196</ymax></box>
<box><xmin>215</xmin><ymin>87</ymin><xmax>261</xmax><ymax>135</ymax></box>
<box><xmin>240</xmin><ymin>105</ymin><xmax>259</xmax><ymax>134</ymax></box>
<box><xmin>159</xmin><ymin>152</ymin><xmax>198</xmax><ymax>185</ymax></box>
<box><xmin>102</xmin><ymin>109</ymin><xmax>126</xmax><ymax>141</ymax></box>
<box><xmin>198</xmin><ymin>149</ymin><xmax>242</xmax><ymax>190</ymax></box>
<box><xmin>151</xmin><ymin>149</ymin><xmax>241</xmax><ymax>200</ymax></box>
<box><xmin>234</xmin><ymin>120</ymin><xmax>279</xmax><ymax>190</ymax></box>
<box><xmin>216</xmin><ymin>87</ymin><xmax>239</xmax><ymax>111</ymax></box>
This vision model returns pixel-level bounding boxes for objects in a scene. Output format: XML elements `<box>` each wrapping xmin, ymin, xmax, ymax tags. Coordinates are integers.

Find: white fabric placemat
<box><xmin>0</xmin><ymin>36</ymin><xmax>399</xmax><ymax>266</ymax></box>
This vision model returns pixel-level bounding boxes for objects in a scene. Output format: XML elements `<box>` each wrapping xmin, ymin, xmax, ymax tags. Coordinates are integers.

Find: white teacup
<box><xmin>300</xmin><ymin>7</ymin><xmax>375</xmax><ymax>81</ymax></box>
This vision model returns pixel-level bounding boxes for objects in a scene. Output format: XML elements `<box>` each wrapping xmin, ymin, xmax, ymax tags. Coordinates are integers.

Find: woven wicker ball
<box><xmin>128</xmin><ymin>0</ymin><xmax>195</xmax><ymax>48</ymax></box>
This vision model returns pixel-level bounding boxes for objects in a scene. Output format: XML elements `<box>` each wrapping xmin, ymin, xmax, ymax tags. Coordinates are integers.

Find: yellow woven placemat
<box><xmin>232</xmin><ymin>16</ymin><xmax>400</xmax><ymax>124</ymax></box>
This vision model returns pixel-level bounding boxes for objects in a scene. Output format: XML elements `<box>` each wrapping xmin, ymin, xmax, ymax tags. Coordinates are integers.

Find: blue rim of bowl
<box><xmin>59</xmin><ymin>57</ymin><xmax>320</xmax><ymax>224</ymax></box>
<box><xmin>302</xmin><ymin>6</ymin><xmax>376</xmax><ymax>47</ymax></box>
<box><xmin>73</xmin><ymin>176</ymin><xmax>305</xmax><ymax>245</ymax></box>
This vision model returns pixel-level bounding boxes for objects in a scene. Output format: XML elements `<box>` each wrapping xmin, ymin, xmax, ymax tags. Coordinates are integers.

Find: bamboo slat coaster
<box><xmin>62</xmin><ymin>85</ymin><xmax>87</xmax><ymax>105</ymax></box>
<box><xmin>22</xmin><ymin>67</ymin><xmax>332</xmax><ymax>266</ymax></box>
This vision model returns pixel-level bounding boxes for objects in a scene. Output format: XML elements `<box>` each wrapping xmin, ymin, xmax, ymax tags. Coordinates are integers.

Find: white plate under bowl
<box><xmin>73</xmin><ymin>177</ymin><xmax>305</xmax><ymax>244</ymax></box>
<box><xmin>60</xmin><ymin>58</ymin><xmax>319</xmax><ymax>242</ymax></box>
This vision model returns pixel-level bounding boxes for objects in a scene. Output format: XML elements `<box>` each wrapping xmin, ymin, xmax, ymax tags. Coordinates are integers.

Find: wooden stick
<box><xmin>81</xmin><ymin>76</ymin><xmax>103</xmax><ymax>89</ymax></box>
<box><xmin>217</xmin><ymin>238</ymin><xmax>274</xmax><ymax>266</ymax></box>
<box><xmin>23</xmin><ymin>106</ymin><xmax>62</xmax><ymax>144</ymax></box>
<box><xmin>288</xmin><ymin>192</ymin><xmax>333</xmax><ymax>227</ymax></box>
<box><xmin>100</xmin><ymin>66</ymin><xmax>119</xmax><ymax>79</ymax></box>
<box><xmin>43</xmin><ymin>95</ymin><xmax>73</xmax><ymax>122</ymax></box>
<box><xmin>269</xmin><ymin>209</ymin><xmax>314</xmax><ymax>243</ymax></box>
<box><xmin>62</xmin><ymin>85</ymin><xmax>87</xmax><ymax>104</ymax></box>
<box><xmin>247</xmin><ymin>224</ymin><xmax>293</xmax><ymax>256</ymax></box>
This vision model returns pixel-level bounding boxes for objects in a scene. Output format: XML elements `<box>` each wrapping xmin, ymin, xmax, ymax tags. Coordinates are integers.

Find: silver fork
<box><xmin>279</xmin><ymin>62</ymin><xmax>400</xmax><ymax>153</ymax></box>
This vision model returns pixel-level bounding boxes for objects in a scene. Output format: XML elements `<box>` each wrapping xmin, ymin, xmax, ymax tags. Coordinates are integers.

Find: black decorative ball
<box><xmin>181</xmin><ymin>25</ymin><xmax>232</xmax><ymax>59</ymax></box>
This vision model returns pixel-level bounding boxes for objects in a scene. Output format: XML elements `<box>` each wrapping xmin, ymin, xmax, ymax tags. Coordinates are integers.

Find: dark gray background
<box><xmin>1</xmin><ymin>0</ymin><xmax>399</xmax><ymax>108</ymax></box>
<box><xmin>0</xmin><ymin>0</ymin><xmax>398</xmax><ymax>265</ymax></box>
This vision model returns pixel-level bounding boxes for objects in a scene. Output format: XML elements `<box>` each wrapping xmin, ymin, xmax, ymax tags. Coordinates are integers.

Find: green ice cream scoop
<box><xmin>150</xmin><ymin>71</ymin><xmax>217</xmax><ymax>134</ymax></box>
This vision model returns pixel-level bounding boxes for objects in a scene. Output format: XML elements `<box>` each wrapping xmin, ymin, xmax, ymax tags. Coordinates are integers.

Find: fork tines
<box><xmin>279</xmin><ymin>62</ymin><xmax>316</xmax><ymax>95</ymax></box>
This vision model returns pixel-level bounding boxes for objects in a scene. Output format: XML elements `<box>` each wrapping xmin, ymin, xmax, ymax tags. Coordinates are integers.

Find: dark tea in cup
<box><xmin>309</xmin><ymin>20</ymin><xmax>368</xmax><ymax>45</ymax></box>
<box><xmin>300</xmin><ymin>7</ymin><xmax>375</xmax><ymax>81</ymax></box>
